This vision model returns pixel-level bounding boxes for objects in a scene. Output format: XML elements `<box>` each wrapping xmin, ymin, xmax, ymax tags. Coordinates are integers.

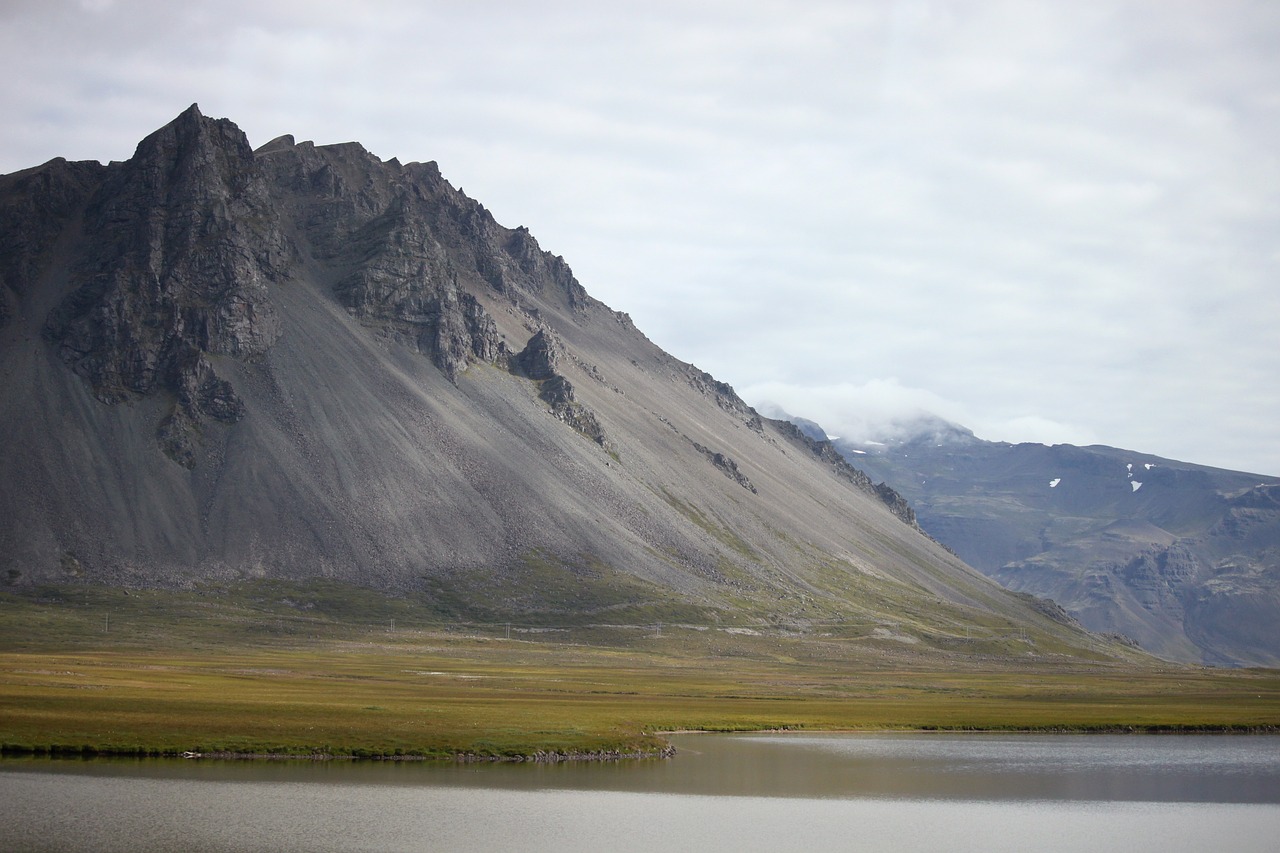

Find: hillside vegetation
<box><xmin>3</xmin><ymin>587</ymin><xmax>1275</xmax><ymax>759</ymax></box>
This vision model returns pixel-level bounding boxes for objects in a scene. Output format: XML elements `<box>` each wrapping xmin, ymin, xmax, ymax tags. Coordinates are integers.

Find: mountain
<box><xmin>804</xmin><ymin>412</ymin><xmax>1280</xmax><ymax>666</ymax></box>
<box><xmin>0</xmin><ymin>105</ymin><xmax>1126</xmax><ymax>659</ymax></box>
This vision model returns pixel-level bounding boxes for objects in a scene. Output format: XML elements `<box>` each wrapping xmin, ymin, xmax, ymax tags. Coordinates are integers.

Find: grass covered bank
<box><xmin>3</xmin><ymin>638</ymin><xmax>1279</xmax><ymax>759</ymax></box>
<box><xmin>1</xmin><ymin>585</ymin><xmax>1278</xmax><ymax>759</ymax></box>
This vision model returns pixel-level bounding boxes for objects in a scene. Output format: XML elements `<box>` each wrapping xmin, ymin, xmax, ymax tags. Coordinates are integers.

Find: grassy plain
<box><xmin>2</xmin><ymin>585</ymin><xmax>1278</xmax><ymax>759</ymax></box>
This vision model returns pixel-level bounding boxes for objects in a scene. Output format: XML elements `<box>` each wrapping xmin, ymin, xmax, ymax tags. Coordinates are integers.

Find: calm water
<box><xmin>3</xmin><ymin>733</ymin><xmax>1279</xmax><ymax>852</ymax></box>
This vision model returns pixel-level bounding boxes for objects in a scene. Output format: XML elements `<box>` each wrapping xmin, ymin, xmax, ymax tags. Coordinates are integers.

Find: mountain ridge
<box><xmin>0</xmin><ymin>105</ymin><xmax>1132</xmax><ymax>662</ymax></box>
<box><xmin>772</xmin><ymin>407</ymin><xmax>1280</xmax><ymax>665</ymax></box>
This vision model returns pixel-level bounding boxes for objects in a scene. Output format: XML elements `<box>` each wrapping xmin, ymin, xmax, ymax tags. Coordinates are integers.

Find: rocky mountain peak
<box><xmin>133</xmin><ymin>103</ymin><xmax>253</xmax><ymax>179</ymax></box>
<box><xmin>0</xmin><ymin>107</ymin><xmax>1117</xmax><ymax>664</ymax></box>
<box><xmin>36</xmin><ymin>105</ymin><xmax>290</xmax><ymax>465</ymax></box>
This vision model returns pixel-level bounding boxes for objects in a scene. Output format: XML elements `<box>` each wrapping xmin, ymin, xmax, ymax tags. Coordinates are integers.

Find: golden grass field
<box><xmin>2</xmin><ymin>586</ymin><xmax>1278</xmax><ymax>759</ymax></box>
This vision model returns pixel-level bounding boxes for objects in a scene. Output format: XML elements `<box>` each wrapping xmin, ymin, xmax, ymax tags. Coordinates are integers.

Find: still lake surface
<box><xmin>3</xmin><ymin>732</ymin><xmax>1279</xmax><ymax>852</ymax></box>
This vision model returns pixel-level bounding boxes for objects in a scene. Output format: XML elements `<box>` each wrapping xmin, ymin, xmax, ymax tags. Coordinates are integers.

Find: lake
<box><xmin>3</xmin><ymin>732</ymin><xmax>1279</xmax><ymax>852</ymax></box>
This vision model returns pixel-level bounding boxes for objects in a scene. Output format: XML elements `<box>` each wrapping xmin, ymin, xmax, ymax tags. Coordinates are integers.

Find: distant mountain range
<box><xmin>772</xmin><ymin>409</ymin><xmax>1280</xmax><ymax>666</ymax></box>
<box><xmin>0</xmin><ymin>105</ymin><xmax>1125</xmax><ymax>661</ymax></box>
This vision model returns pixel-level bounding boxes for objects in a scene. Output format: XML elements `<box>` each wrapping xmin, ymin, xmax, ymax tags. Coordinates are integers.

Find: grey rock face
<box><xmin>323</xmin><ymin>183</ymin><xmax>509</xmax><ymax>380</ymax></box>
<box><xmin>512</xmin><ymin>329</ymin><xmax>562</xmax><ymax>380</ymax></box>
<box><xmin>0</xmin><ymin>157</ymin><xmax>106</xmax><ymax>306</ymax></box>
<box><xmin>536</xmin><ymin>374</ymin><xmax>609</xmax><ymax>447</ymax></box>
<box><xmin>27</xmin><ymin>105</ymin><xmax>587</xmax><ymax>459</ymax></box>
<box><xmin>38</xmin><ymin>105</ymin><xmax>287</xmax><ymax>463</ymax></box>
<box><xmin>514</xmin><ymin>330</ymin><xmax>609</xmax><ymax>447</ymax></box>
<box><xmin>873</xmin><ymin>483</ymin><xmax>919</xmax><ymax>528</ymax></box>
<box><xmin>1120</xmin><ymin>544</ymin><xmax>1199</xmax><ymax>613</ymax></box>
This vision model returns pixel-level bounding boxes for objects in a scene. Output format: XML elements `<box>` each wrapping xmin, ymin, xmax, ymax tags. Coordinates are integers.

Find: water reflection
<box><xmin>669</xmin><ymin>733</ymin><xmax>1280</xmax><ymax>803</ymax></box>
<box><xmin>4</xmin><ymin>732</ymin><xmax>1278</xmax><ymax>803</ymax></box>
<box><xmin>3</xmin><ymin>734</ymin><xmax>1280</xmax><ymax>853</ymax></box>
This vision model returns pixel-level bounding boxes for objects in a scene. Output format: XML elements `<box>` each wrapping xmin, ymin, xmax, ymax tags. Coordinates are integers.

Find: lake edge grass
<box><xmin>3</xmin><ymin>584</ymin><xmax>1278</xmax><ymax>761</ymax></box>
<box><xmin>4</xmin><ymin>637</ymin><xmax>1279</xmax><ymax>761</ymax></box>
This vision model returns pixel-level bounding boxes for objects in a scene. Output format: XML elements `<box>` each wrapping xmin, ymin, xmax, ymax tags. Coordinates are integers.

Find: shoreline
<box><xmin>663</xmin><ymin>723</ymin><xmax>1280</xmax><ymax>735</ymax></box>
<box><xmin>0</xmin><ymin>744</ymin><xmax>679</xmax><ymax>763</ymax></box>
<box><xmin>178</xmin><ymin>745</ymin><xmax>680</xmax><ymax>763</ymax></box>
<box><xmin>4</xmin><ymin>725</ymin><xmax>1277</xmax><ymax>765</ymax></box>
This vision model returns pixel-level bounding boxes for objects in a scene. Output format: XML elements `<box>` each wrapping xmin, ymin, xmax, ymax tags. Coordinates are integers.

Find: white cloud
<box><xmin>2</xmin><ymin>0</ymin><xmax>1279</xmax><ymax>475</ymax></box>
<box><xmin>742</xmin><ymin>377</ymin><xmax>1099</xmax><ymax>450</ymax></box>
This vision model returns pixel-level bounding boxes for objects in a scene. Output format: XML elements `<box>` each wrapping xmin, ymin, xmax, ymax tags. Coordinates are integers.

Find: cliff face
<box><xmin>0</xmin><ymin>106</ymin><xmax>1125</xmax><ymax>654</ymax></box>
<box><xmin>34</xmin><ymin>109</ymin><xmax>287</xmax><ymax>466</ymax></box>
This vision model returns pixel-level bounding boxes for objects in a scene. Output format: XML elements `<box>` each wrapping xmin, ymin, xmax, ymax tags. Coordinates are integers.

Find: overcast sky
<box><xmin>4</xmin><ymin>1</ymin><xmax>1278</xmax><ymax>475</ymax></box>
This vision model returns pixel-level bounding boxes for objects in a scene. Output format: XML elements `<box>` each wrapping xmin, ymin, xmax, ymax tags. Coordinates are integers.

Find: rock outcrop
<box><xmin>513</xmin><ymin>329</ymin><xmax>609</xmax><ymax>447</ymax></box>
<box><xmin>690</xmin><ymin>441</ymin><xmax>757</xmax><ymax>493</ymax></box>
<box><xmin>771</xmin><ymin>419</ymin><xmax>921</xmax><ymax>530</ymax></box>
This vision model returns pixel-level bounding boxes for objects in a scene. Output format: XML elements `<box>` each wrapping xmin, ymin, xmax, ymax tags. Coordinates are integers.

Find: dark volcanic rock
<box><xmin>0</xmin><ymin>157</ymin><xmax>107</xmax><ymax>308</ymax></box>
<box><xmin>536</xmin><ymin>374</ymin><xmax>609</xmax><ymax>447</ymax></box>
<box><xmin>512</xmin><ymin>329</ymin><xmax>562</xmax><ymax>380</ymax></box>
<box><xmin>691</xmin><ymin>441</ymin><xmax>757</xmax><ymax>493</ymax></box>
<box><xmin>514</xmin><ymin>331</ymin><xmax>609</xmax><ymax>447</ymax></box>
<box><xmin>40</xmin><ymin>105</ymin><xmax>287</xmax><ymax>461</ymax></box>
<box><xmin>50</xmin><ymin>105</ymin><xmax>288</xmax><ymax>364</ymax></box>
<box><xmin>874</xmin><ymin>482</ymin><xmax>918</xmax><ymax>528</ymax></box>
<box><xmin>324</xmin><ymin>185</ymin><xmax>509</xmax><ymax>380</ymax></box>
